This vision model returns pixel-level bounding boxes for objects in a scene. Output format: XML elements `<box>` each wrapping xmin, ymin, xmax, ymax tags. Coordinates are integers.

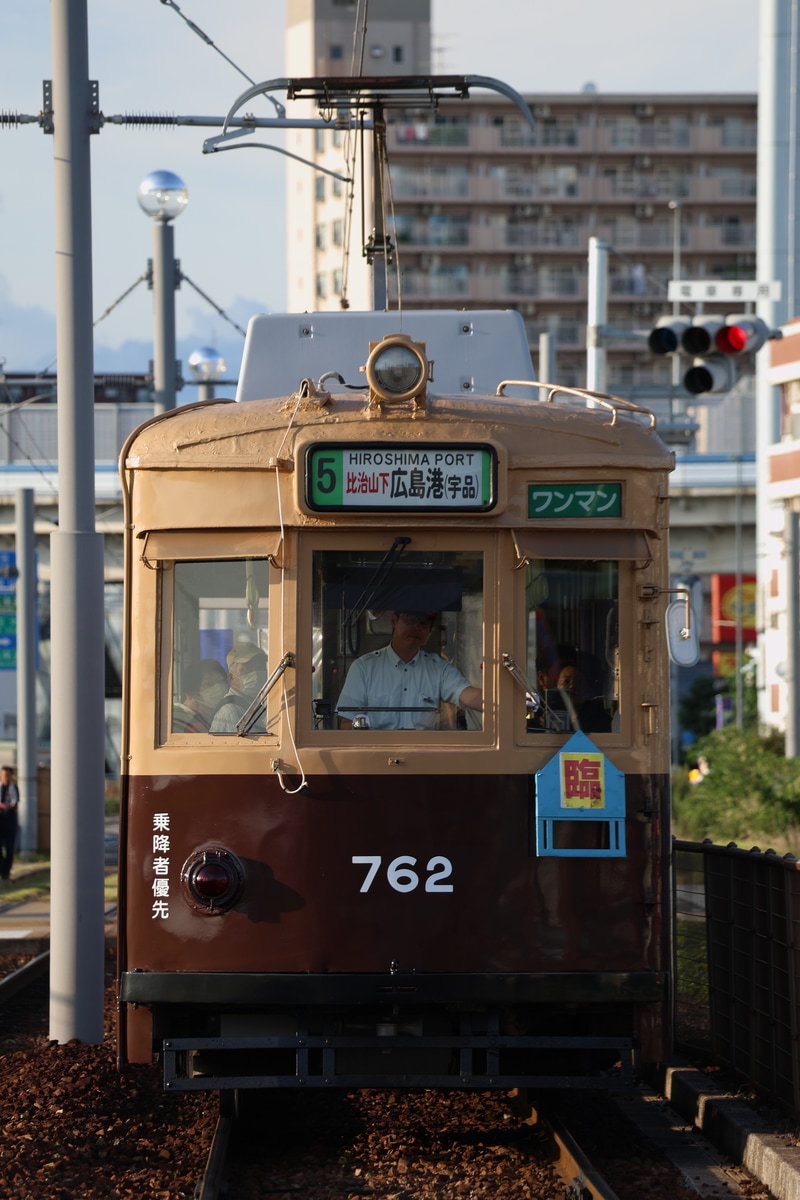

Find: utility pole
<box><xmin>586</xmin><ymin>237</ymin><xmax>609</xmax><ymax>394</ymax></box>
<box><xmin>15</xmin><ymin>489</ymin><xmax>37</xmax><ymax>853</ymax></box>
<box><xmin>538</xmin><ymin>331</ymin><xmax>556</xmax><ymax>384</ymax></box>
<box><xmin>756</xmin><ymin>0</ymin><xmax>800</xmax><ymax>730</ymax></box>
<box><xmin>49</xmin><ymin>0</ymin><xmax>107</xmax><ymax>1045</ymax></box>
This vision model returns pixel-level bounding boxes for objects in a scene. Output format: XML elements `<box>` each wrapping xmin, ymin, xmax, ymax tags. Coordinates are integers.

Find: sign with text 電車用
<box><xmin>306</xmin><ymin>443</ymin><xmax>497</xmax><ymax>512</ymax></box>
<box><xmin>528</xmin><ymin>483</ymin><xmax>621</xmax><ymax>519</ymax></box>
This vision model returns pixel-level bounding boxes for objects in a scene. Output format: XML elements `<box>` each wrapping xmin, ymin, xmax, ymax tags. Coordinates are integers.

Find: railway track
<box><xmin>0</xmin><ymin>955</ymin><xmax>774</xmax><ymax>1200</ymax></box>
<box><xmin>194</xmin><ymin>1084</ymin><xmax>758</xmax><ymax>1200</ymax></box>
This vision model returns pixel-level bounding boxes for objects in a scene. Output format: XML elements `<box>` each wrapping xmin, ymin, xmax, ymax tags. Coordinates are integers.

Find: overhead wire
<box><xmin>0</xmin><ymin>388</ymin><xmax>61</xmax><ymax>500</ymax></box>
<box><xmin>272</xmin><ymin>391</ymin><xmax>308</xmax><ymax>794</ymax></box>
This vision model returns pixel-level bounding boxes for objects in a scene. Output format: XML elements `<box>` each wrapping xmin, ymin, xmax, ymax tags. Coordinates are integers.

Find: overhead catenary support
<box><xmin>49</xmin><ymin>0</ymin><xmax>106</xmax><ymax>1045</ymax></box>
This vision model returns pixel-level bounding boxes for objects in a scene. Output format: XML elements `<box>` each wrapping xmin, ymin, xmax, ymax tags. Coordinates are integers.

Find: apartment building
<box><xmin>286</xmin><ymin>3</ymin><xmax>757</xmax><ymax>398</ymax></box>
<box><xmin>383</xmin><ymin>93</ymin><xmax>757</xmax><ymax>391</ymax></box>
<box><xmin>286</xmin><ymin>0</ymin><xmax>431</xmax><ymax>313</ymax></box>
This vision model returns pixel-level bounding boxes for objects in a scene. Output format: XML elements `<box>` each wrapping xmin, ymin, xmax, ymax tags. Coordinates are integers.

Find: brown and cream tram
<box><xmin>118</xmin><ymin>308</ymin><xmax>680</xmax><ymax>1090</ymax></box>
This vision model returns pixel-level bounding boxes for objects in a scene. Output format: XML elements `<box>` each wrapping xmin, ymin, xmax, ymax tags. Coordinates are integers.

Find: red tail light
<box><xmin>181</xmin><ymin>847</ymin><xmax>244</xmax><ymax>913</ymax></box>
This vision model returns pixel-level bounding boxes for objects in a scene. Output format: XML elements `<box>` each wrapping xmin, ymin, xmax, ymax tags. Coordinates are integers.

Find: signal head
<box><xmin>684</xmin><ymin>355</ymin><xmax>735</xmax><ymax>395</ymax></box>
<box><xmin>647</xmin><ymin>316</ymin><xmax>689</xmax><ymax>355</ymax></box>
<box><xmin>682</xmin><ymin>317</ymin><xmax>724</xmax><ymax>356</ymax></box>
<box><xmin>714</xmin><ymin>315</ymin><xmax>769</xmax><ymax>356</ymax></box>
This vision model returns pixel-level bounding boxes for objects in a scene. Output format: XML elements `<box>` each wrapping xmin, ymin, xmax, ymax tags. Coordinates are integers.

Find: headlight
<box><xmin>365</xmin><ymin>334</ymin><xmax>428</xmax><ymax>405</ymax></box>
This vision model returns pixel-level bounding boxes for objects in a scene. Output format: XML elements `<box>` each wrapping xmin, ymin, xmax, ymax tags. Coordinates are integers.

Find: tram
<box><xmin>117</xmin><ymin>304</ymin><xmax>685</xmax><ymax>1090</ymax></box>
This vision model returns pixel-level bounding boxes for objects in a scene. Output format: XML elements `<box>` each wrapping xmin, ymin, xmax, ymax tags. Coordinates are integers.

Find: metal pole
<box><xmin>153</xmin><ymin>218</ymin><xmax>177</xmax><ymax>414</ymax></box>
<box><xmin>735</xmin><ymin>457</ymin><xmax>745</xmax><ymax>730</ymax></box>
<box><xmin>586</xmin><ymin>237</ymin><xmax>609</xmax><ymax>393</ymax></box>
<box><xmin>669</xmin><ymin>201</ymin><xmax>682</xmax><ymax>390</ymax></box>
<box><xmin>49</xmin><ymin>0</ymin><xmax>106</xmax><ymax>1045</ymax></box>
<box><xmin>538</xmin><ymin>331</ymin><xmax>556</xmax><ymax>384</ymax></box>
<box><xmin>15</xmin><ymin>489</ymin><xmax>37</xmax><ymax>853</ymax></box>
<box><xmin>198</xmin><ymin>382</ymin><xmax>215</xmax><ymax>403</ymax></box>
<box><xmin>786</xmin><ymin>508</ymin><xmax>800</xmax><ymax>756</ymax></box>
<box><xmin>756</xmin><ymin>0</ymin><xmax>795</xmax><ymax>725</ymax></box>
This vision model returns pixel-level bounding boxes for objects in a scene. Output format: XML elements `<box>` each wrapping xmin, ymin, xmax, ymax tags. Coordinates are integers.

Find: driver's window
<box><xmin>525</xmin><ymin>558</ymin><xmax>619</xmax><ymax>735</ymax></box>
<box><xmin>312</xmin><ymin>549</ymin><xmax>483</xmax><ymax>731</ymax></box>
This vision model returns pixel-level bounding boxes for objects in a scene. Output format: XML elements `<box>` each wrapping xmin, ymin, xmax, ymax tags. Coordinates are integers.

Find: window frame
<box><xmin>156</xmin><ymin>534</ymin><xmax>282</xmax><ymax>746</ymax></box>
<box><xmin>516</xmin><ymin>551</ymin><xmax>637</xmax><ymax>747</ymax></box>
<box><xmin>299</xmin><ymin>530</ymin><xmax>496</xmax><ymax>747</ymax></box>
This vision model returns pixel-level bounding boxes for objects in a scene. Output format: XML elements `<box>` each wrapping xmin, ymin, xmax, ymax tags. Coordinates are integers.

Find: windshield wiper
<box><xmin>236</xmin><ymin>652</ymin><xmax>295</xmax><ymax>736</ymax></box>
<box><xmin>344</xmin><ymin>536</ymin><xmax>411</xmax><ymax>628</ymax></box>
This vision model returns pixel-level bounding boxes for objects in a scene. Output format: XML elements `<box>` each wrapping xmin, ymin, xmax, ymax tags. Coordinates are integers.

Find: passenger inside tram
<box><xmin>526</xmin><ymin>558</ymin><xmax>618</xmax><ymax>735</ymax></box>
<box><xmin>531</xmin><ymin>647</ymin><xmax>613</xmax><ymax>735</ymax></box>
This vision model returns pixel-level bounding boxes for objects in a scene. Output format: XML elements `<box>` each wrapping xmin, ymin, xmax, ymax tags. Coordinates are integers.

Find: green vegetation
<box><xmin>104</xmin><ymin>776</ymin><xmax>120</xmax><ymax>816</ymax></box>
<box><xmin>0</xmin><ymin>868</ymin><xmax>118</xmax><ymax>907</ymax></box>
<box><xmin>674</xmin><ymin>725</ymin><xmax>800</xmax><ymax>856</ymax></box>
<box><xmin>673</xmin><ymin>656</ymin><xmax>800</xmax><ymax>854</ymax></box>
<box><xmin>675</xmin><ymin>917</ymin><xmax>709</xmax><ymax>1006</ymax></box>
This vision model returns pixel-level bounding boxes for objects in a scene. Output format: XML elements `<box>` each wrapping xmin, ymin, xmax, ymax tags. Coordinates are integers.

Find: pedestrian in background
<box><xmin>0</xmin><ymin>764</ymin><xmax>19</xmax><ymax>881</ymax></box>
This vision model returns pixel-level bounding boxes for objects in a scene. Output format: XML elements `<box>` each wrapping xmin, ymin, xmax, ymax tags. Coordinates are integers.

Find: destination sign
<box><xmin>306</xmin><ymin>443</ymin><xmax>497</xmax><ymax>512</ymax></box>
<box><xmin>528</xmin><ymin>483</ymin><xmax>621</xmax><ymax>519</ymax></box>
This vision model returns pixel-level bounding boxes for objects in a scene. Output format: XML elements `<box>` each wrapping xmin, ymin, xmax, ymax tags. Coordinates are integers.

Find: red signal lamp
<box><xmin>714</xmin><ymin>316</ymin><xmax>769</xmax><ymax>356</ymax></box>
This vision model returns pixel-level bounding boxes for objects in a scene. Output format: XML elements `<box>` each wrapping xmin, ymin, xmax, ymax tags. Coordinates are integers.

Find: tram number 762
<box><xmin>352</xmin><ymin>855</ymin><xmax>454</xmax><ymax>894</ymax></box>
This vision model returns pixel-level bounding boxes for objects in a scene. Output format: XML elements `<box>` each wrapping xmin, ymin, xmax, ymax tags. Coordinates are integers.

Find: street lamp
<box><xmin>188</xmin><ymin>345</ymin><xmax>227</xmax><ymax>402</ymax></box>
<box><xmin>137</xmin><ymin>170</ymin><xmax>188</xmax><ymax>414</ymax></box>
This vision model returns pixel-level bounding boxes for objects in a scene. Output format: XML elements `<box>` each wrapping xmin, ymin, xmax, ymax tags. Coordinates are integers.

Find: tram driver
<box><xmin>336</xmin><ymin>610</ymin><xmax>482</xmax><ymax>731</ymax></box>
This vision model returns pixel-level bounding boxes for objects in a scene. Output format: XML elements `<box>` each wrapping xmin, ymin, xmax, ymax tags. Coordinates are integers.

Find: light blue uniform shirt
<box><xmin>336</xmin><ymin>643</ymin><xmax>473</xmax><ymax>730</ymax></box>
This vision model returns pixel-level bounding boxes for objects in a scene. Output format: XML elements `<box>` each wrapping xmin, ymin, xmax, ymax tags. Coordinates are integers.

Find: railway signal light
<box><xmin>647</xmin><ymin>313</ymin><xmax>774</xmax><ymax>396</ymax></box>
<box><xmin>714</xmin><ymin>314</ymin><xmax>770</xmax><ymax>355</ymax></box>
<box><xmin>647</xmin><ymin>316</ymin><xmax>689</xmax><ymax>356</ymax></box>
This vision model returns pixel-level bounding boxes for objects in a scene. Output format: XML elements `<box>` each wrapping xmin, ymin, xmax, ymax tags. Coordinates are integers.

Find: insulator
<box><xmin>118</xmin><ymin>112</ymin><xmax>179</xmax><ymax>129</ymax></box>
<box><xmin>0</xmin><ymin>111</ymin><xmax>24</xmax><ymax>128</ymax></box>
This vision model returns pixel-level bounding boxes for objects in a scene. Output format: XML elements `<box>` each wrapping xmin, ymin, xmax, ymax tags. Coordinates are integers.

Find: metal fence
<box><xmin>674</xmin><ymin>838</ymin><xmax>800</xmax><ymax>1113</ymax></box>
<box><xmin>0</xmin><ymin>403</ymin><xmax>155</xmax><ymax>466</ymax></box>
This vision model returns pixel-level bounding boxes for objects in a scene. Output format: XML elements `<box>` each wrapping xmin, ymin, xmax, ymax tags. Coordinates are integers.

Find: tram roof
<box><xmin>123</xmin><ymin>308</ymin><xmax>671</xmax><ymax>473</ymax></box>
<box><xmin>123</xmin><ymin>385</ymin><xmax>673</xmax><ymax>473</ymax></box>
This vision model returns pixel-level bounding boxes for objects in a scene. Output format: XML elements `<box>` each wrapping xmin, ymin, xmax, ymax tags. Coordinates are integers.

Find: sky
<box><xmin>0</xmin><ymin>0</ymin><xmax>761</xmax><ymax>387</ymax></box>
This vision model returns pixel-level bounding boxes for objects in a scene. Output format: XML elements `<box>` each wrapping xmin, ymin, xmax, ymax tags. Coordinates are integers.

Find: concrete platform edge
<box><xmin>656</xmin><ymin>1060</ymin><xmax>800</xmax><ymax>1200</ymax></box>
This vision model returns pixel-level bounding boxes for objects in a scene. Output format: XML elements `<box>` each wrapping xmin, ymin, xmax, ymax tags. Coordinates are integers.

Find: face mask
<box><xmin>239</xmin><ymin>670</ymin><xmax>263</xmax><ymax>697</ymax></box>
<box><xmin>200</xmin><ymin>681</ymin><xmax>227</xmax><ymax>709</ymax></box>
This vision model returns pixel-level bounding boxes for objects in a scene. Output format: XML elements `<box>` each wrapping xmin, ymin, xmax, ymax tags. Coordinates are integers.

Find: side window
<box><xmin>526</xmin><ymin>559</ymin><xmax>619</xmax><ymax>735</ymax></box>
<box><xmin>311</xmin><ymin>549</ymin><xmax>483</xmax><ymax>732</ymax></box>
<box><xmin>170</xmin><ymin>559</ymin><xmax>269</xmax><ymax>736</ymax></box>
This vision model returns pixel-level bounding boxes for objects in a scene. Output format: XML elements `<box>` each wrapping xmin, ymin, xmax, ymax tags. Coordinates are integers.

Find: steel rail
<box><xmin>0</xmin><ymin>951</ymin><xmax>50</xmax><ymax>1004</ymax></box>
<box><xmin>509</xmin><ymin>1091</ymin><xmax>622</xmax><ymax>1200</ymax></box>
<box><xmin>195</xmin><ymin>1092</ymin><xmax>236</xmax><ymax>1200</ymax></box>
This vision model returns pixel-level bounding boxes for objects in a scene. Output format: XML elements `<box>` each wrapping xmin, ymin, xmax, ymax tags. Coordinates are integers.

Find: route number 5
<box><xmin>352</xmin><ymin>855</ymin><xmax>453</xmax><ymax>894</ymax></box>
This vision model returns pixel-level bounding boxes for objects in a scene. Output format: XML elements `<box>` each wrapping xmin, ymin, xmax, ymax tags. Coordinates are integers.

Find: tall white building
<box><xmin>285</xmin><ymin>0</ymin><xmax>431</xmax><ymax>312</ymax></box>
